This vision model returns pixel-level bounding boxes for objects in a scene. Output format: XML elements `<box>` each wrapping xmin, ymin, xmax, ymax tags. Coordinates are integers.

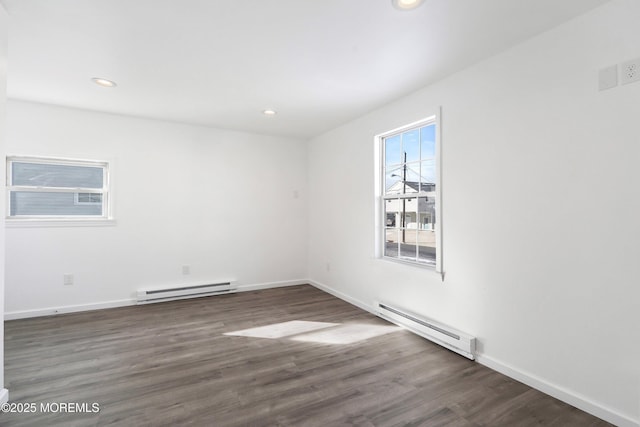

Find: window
<box><xmin>377</xmin><ymin>115</ymin><xmax>441</xmax><ymax>271</ymax></box>
<box><xmin>6</xmin><ymin>156</ymin><xmax>110</xmax><ymax>220</ymax></box>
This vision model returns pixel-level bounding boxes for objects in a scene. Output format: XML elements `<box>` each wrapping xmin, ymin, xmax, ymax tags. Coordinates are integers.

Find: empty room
<box><xmin>0</xmin><ymin>0</ymin><xmax>638</xmax><ymax>426</ymax></box>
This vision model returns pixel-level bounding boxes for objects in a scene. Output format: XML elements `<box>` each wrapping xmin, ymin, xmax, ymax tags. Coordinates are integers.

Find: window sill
<box><xmin>5</xmin><ymin>218</ymin><xmax>117</xmax><ymax>228</ymax></box>
<box><xmin>379</xmin><ymin>256</ymin><xmax>438</xmax><ymax>271</ymax></box>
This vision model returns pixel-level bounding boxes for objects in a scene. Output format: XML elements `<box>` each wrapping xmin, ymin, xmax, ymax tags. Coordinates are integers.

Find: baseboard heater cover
<box><xmin>137</xmin><ymin>282</ymin><xmax>237</xmax><ymax>304</ymax></box>
<box><xmin>376</xmin><ymin>302</ymin><xmax>476</xmax><ymax>360</ymax></box>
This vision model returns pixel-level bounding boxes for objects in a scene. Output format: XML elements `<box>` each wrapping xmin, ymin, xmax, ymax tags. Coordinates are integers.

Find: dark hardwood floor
<box><xmin>2</xmin><ymin>285</ymin><xmax>611</xmax><ymax>426</ymax></box>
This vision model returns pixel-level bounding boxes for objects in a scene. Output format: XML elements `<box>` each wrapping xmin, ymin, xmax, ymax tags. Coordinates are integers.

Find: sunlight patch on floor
<box><xmin>224</xmin><ymin>320</ymin><xmax>401</xmax><ymax>345</ymax></box>
<box><xmin>223</xmin><ymin>320</ymin><xmax>338</xmax><ymax>339</ymax></box>
<box><xmin>291</xmin><ymin>323</ymin><xmax>401</xmax><ymax>345</ymax></box>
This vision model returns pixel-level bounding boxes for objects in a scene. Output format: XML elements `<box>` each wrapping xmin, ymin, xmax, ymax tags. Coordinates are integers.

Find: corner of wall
<box><xmin>0</xmin><ymin>0</ymin><xmax>9</xmax><ymax>396</ymax></box>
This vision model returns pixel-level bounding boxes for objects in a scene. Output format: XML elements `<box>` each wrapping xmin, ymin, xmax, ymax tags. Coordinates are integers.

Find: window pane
<box><xmin>401</xmin><ymin>181</ymin><xmax>417</xmax><ymax>194</ymax></box>
<box><xmin>384</xmin><ymin>227</ymin><xmax>399</xmax><ymax>258</ymax></box>
<box><xmin>417</xmin><ymin>196</ymin><xmax>436</xmax><ymax>266</ymax></box>
<box><xmin>384</xmin><ymin>134</ymin><xmax>402</xmax><ymax>167</ymax></box>
<box><xmin>417</xmin><ymin>197</ymin><xmax>434</xmax><ymax>230</ymax></box>
<box><xmin>10</xmin><ymin>191</ymin><xmax>103</xmax><ymax>216</ymax></box>
<box><xmin>420</xmin><ymin>160</ymin><xmax>436</xmax><ymax>191</ymax></box>
<box><xmin>403</xmin><ymin>198</ymin><xmax>417</xmax><ymax>230</ymax></box>
<box><xmin>401</xmin><ymin>212</ymin><xmax>418</xmax><ymax>261</ymax></box>
<box><xmin>418</xmin><ymin>230</ymin><xmax>436</xmax><ymax>266</ymax></box>
<box><xmin>384</xmin><ymin>170</ymin><xmax>403</xmax><ymax>195</ymax></box>
<box><xmin>384</xmin><ymin>199</ymin><xmax>399</xmax><ymax>227</ymax></box>
<box><xmin>402</xmin><ymin>128</ymin><xmax>420</xmax><ymax>163</ymax></box>
<box><xmin>404</xmin><ymin>164</ymin><xmax>421</xmax><ymax>192</ymax></box>
<box><xmin>420</xmin><ymin>124</ymin><xmax>436</xmax><ymax>160</ymax></box>
<box><xmin>12</xmin><ymin>162</ymin><xmax>103</xmax><ymax>188</ymax></box>
<box><xmin>400</xmin><ymin>242</ymin><xmax>416</xmax><ymax>261</ymax></box>
<box><xmin>77</xmin><ymin>193</ymin><xmax>102</xmax><ymax>204</ymax></box>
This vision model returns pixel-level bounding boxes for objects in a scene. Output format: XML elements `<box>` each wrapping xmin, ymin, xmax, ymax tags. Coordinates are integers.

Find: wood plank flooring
<box><xmin>2</xmin><ymin>285</ymin><xmax>611</xmax><ymax>426</ymax></box>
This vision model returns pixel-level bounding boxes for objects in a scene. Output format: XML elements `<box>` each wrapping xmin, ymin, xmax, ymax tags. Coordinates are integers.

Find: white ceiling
<box><xmin>2</xmin><ymin>0</ymin><xmax>608</xmax><ymax>139</ymax></box>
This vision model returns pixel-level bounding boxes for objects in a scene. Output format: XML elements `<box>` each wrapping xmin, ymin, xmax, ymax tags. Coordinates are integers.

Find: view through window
<box><xmin>6</xmin><ymin>156</ymin><xmax>109</xmax><ymax>219</ymax></box>
<box><xmin>381</xmin><ymin>120</ymin><xmax>438</xmax><ymax>267</ymax></box>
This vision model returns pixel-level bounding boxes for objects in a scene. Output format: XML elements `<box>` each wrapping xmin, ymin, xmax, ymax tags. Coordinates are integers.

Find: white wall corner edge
<box><xmin>0</xmin><ymin>388</ymin><xmax>8</xmax><ymax>404</ymax></box>
<box><xmin>475</xmin><ymin>354</ymin><xmax>639</xmax><ymax>427</ymax></box>
<box><xmin>307</xmin><ymin>279</ymin><xmax>376</xmax><ymax>315</ymax></box>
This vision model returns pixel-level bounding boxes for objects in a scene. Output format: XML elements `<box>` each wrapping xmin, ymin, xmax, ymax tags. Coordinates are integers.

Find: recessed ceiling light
<box><xmin>262</xmin><ymin>109</ymin><xmax>277</xmax><ymax>116</ymax></box>
<box><xmin>91</xmin><ymin>77</ymin><xmax>117</xmax><ymax>88</ymax></box>
<box><xmin>392</xmin><ymin>0</ymin><xmax>425</xmax><ymax>11</ymax></box>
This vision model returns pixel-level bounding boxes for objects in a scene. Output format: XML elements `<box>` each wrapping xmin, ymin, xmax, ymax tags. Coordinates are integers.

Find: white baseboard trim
<box><xmin>236</xmin><ymin>279</ymin><xmax>308</xmax><ymax>293</ymax></box>
<box><xmin>477</xmin><ymin>354</ymin><xmax>638</xmax><ymax>427</ymax></box>
<box><xmin>5</xmin><ymin>299</ymin><xmax>135</xmax><ymax>320</ymax></box>
<box><xmin>4</xmin><ymin>280</ymin><xmax>309</xmax><ymax>320</ymax></box>
<box><xmin>307</xmin><ymin>279</ymin><xmax>376</xmax><ymax>315</ymax></box>
<box><xmin>0</xmin><ymin>388</ymin><xmax>9</xmax><ymax>404</ymax></box>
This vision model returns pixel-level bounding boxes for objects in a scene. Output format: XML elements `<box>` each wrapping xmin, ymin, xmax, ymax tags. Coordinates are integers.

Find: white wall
<box><xmin>0</xmin><ymin>2</ymin><xmax>9</xmax><ymax>403</ymax></box>
<box><xmin>307</xmin><ymin>1</ymin><xmax>639</xmax><ymax>425</ymax></box>
<box><xmin>5</xmin><ymin>100</ymin><xmax>308</xmax><ymax>316</ymax></box>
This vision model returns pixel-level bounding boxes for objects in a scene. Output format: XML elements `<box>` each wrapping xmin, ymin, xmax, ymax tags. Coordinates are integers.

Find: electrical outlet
<box><xmin>621</xmin><ymin>58</ymin><xmax>640</xmax><ymax>85</ymax></box>
<box><xmin>63</xmin><ymin>274</ymin><xmax>74</xmax><ymax>286</ymax></box>
<box><xmin>182</xmin><ymin>265</ymin><xmax>190</xmax><ymax>275</ymax></box>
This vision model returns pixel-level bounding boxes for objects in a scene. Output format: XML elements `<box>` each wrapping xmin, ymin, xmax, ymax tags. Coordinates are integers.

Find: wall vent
<box><xmin>137</xmin><ymin>282</ymin><xmax>237</xmax><ymax>304</ymax></box>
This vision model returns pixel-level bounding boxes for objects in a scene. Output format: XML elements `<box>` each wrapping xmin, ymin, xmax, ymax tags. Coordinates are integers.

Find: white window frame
<box><xmin>6</xmin><ymin>155</ymin><xmax>114</xmax><ymax>226</ymax></box>
<box><xmin>374</xmin><ymin>111</ymin><xmax>443</xmax><ymax>275</ymax></box>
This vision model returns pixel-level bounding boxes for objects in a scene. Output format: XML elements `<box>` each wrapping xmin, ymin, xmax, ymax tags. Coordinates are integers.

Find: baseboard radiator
<box><xmin>376</xmin><ymin>302</ymin><xmax>476</xmax><ymax>360</ymax></box>
<box><xmin>137</xmin><ymin>282</ymin><xmax>237</xmax><ymax>304</ymax></box>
